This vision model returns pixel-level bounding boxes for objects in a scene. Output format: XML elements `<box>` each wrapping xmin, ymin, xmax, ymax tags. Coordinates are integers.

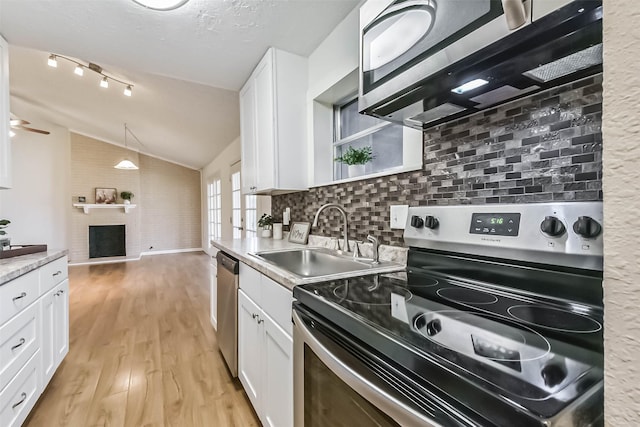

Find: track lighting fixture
<box><xmin>47</xmin><ymin>53</ymin><xmax>134</xmax><ymax>97</ymax></box>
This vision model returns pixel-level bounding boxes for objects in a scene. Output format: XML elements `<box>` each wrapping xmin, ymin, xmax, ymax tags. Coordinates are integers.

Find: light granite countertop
<box><xmin>0</xmin><ymin>249</ymin><xmax>69</xmax><ymax>286</ymax></box>
<box><xmin>210</xmin><ymin>235</ymin><xmax>407</xmax><ymax>291</ymax></box>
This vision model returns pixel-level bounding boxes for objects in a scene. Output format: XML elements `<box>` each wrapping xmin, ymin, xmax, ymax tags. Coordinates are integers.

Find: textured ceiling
<box><xmin>0</xmin><ymin>0</ymin><xmax>359</xmax><ymax>168</ymax></box>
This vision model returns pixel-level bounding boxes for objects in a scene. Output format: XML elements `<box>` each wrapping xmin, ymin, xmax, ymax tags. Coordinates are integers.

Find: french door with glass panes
<box><xmin>231</xmin><ymin>163</ymin><xmax>245</xmax><ymax>239</ymax></box>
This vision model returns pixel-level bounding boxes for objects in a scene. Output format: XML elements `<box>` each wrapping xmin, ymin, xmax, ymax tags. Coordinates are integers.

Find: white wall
<box><xmin>306</xmin><ymin>5</ymin><xmax>361</xmax><ymax>186</ymax></box>
<box><xmin>0</xmin><ymin>97</ymin><xmax>71</xmax><ymax>249</ymax></box>
<box><xmin>603</xmin><ymin>1</ymin><xmax>640</xmax><ymax>424</ymax></box>
<box><xmin>307</xmin><ymin>6</ymin><xmax>360</xmax><ymax>101</ymax></box>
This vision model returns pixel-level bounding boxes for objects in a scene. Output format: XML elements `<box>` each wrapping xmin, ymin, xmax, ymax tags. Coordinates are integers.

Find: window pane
<box><xmin>334</xmin><ymin>125</ymin><xmax>403</xmax><ymax>180</ymax></box>
<box><xmin>208</xmin><ymin>178</ymin><xmax>223</xmax><ymax>241</ymax></box>
<box><xmin>232</xmin><ymin>172</ymin><xmax>241</xmax><ymax>190</ymax></box>
<box><xmin>339</xmin><ymin>98</ymin><xmax>386</xmax><ymax>139</ymax></box>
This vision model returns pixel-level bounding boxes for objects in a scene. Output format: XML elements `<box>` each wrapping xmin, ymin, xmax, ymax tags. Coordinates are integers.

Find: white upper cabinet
<box><xmin>239</xmin><ymin>48</ymin><xmax>308</xmax><ymax>195</ymax></box>
<box><xmin>0</xmin><ymin>34</ymin><xmax>11</xmax><ymax>189</ymax></box>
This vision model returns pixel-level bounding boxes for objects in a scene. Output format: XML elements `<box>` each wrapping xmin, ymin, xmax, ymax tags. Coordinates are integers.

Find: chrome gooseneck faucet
<box><xmin>312</xmin><ymin>203</ymin><xmax>351</xmax><ymax>253</ymax></box>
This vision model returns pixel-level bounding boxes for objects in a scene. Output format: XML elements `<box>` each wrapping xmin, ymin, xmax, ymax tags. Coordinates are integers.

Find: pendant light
<box><xmin>114</xmin><ymin>123</ymin><xmax>139</xmax><ymax>170</ymax></box>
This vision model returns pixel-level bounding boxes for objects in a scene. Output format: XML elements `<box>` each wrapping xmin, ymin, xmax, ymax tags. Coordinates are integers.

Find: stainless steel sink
<box><xmin>250</xmin><ymin>247</ymin><xmax>401</xmax><ymax>279</ymax></box>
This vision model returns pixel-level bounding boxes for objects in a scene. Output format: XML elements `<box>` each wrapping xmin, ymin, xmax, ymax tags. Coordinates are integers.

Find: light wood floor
<box><xmin>25</xmin><ymin>252</ymin><xmax>260</xmax><ymax>427</ymax></box>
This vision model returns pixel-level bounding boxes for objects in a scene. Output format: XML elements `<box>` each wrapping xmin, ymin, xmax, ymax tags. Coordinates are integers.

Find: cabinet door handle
<box><xmin>252</xmin><ymin>313</ymin><xmax>258</xmax><ymax>320</ymax></box>
<box><xmin>53</xmin><ymin>270</ymin><xmax>62</xmax><ymax>277</ymax></box>
<box><xmin>12</xmin><ymin>392</ymin><xmax>27</xmax><ymax>409</ymax></box>
<box><xmin>257</xmin><ymin>317</ymin><xmax>264</xmax><ymax>325</ymax></box>
<box><xmin>12</xmin><ymin>292</ymin><xmax>27</xmax><ymax>302</ymax></box>
<box><xmin>11</xmin><ymin>338</ymin><xmax>26</xmax><ymax>351</ymax></box>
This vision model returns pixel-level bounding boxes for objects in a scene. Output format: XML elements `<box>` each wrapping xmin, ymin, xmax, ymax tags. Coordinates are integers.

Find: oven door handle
<box><xmin>293</xmin><ymin>309</ymin><xmax>442</xmax><ymax>427</ymax></box>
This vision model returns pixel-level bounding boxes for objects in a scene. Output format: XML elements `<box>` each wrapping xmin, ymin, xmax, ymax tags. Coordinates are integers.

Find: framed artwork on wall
<box><xmin>288</xmin><ymin>222</ymin><xmax>311</xmax><ymax>244</ymax></box>
<box><xmin>95</xmin><ymin>188</ymin><xmax>117</xmax><ymax>204</ymax></box>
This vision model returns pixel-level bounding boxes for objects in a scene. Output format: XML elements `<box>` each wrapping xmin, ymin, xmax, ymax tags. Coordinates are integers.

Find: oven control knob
<box><xmin>541</xmin><ymin>363</ymin><xmax>567</xmax><ymax>388</ymax></box>
<box><xmin>573</xmin><ymin>216</ymin><xmax>602</xmax><ymax>238</ymax></box>
<box><xmin>425</xmin><ymin>216</ymin><xmax>439</xmax><ymax>230</ymax></box>
<box><xmin>540</xmin><ymin>216</ymin><xmax>566</xmax><ymax>237</ymax></box>
<box><xmin>410</xmin><ymin>215</ymin><xmax>424</xmax><ymax>228</ymax></box>
<box><xmin>426</xmin><ymin>319</ymin><xmax>442</xmax><ymax>336</ymax></box>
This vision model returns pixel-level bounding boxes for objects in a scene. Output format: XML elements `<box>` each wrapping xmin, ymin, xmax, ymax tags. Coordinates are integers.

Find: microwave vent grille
<box><xmin>523</xmin><ymin>43</ymin><xmax>603</xmax><ymax>83</ymax></box>
<box><xmin>408</xmin><ymin>103</ymin><xmax>466</xmax><ymax>124</ymax></box>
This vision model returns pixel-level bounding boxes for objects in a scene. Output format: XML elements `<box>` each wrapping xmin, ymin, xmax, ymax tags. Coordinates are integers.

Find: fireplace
<box><xmin>89</xmin><ymin>225</ymin><xmax>126</xmax><ymax>258</ymax></box>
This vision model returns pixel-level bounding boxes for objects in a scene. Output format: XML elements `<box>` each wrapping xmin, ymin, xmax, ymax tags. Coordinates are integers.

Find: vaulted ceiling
<box><xmin>0</xmin><ymin>0</ymin><xmax>359</xmax><ymax>169</ymax></box>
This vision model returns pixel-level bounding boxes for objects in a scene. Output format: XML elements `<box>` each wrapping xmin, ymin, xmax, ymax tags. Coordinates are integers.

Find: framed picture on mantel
<box><xmin>289</xmin><ymin>222</ymin><xmax>311</xmax><ymax>244</ymax></box>
<box><xmin>95</xmin><ymin>188</ymin><xmax>117</xmax><ymax>204</ymax></box>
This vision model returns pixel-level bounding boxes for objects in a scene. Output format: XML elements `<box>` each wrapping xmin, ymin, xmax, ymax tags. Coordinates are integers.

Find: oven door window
<box><xmin>304</xmin><ymin>345</ymin><xmax>399</xmax><ymax>427</ymax></box>
<box><xmin>362</xmin><ymin>0</ymin><xmax>502</xmax><ymax>93</ymax></box>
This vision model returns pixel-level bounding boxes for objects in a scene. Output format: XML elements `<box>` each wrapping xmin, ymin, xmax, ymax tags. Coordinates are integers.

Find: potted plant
<box><xmin>120</xmin><ymin>191</ymin><xmax>134</xmax><ymax>205</ymax></box>
<box><xmin>0</xmin><ymin>219</ymin><xmax>10</xmax><ymax>249</ymax></box>
<box><xmin>335</xmin><ymin>146</ymin><xmax>375</xmax><ymax>178</ymax></box>
<box><xmin>258</xmin><ymin>213</ymin><xmax>274</xmax><ymax>238</ymax></box>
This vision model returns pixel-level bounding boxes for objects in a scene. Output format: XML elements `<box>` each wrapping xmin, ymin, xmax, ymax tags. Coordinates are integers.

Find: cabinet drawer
<box><xmin>39</xmin><ymin>256</ymin><xmax>68</xmax><ymax>293</ymax></box>
<box><xmin>0</xmin><ymin>350</ymin><xmax>40</xmax><ymax>427</ymax></box>
<box><xmin>239</xmin><ymin>263</ymin><xmax>262</xmax><ymax>306</ymax></box>
<box><xmin>0</xmin><ymin>302</ymin><xmax>38</xmax><ymax>393</ymax></box>
<box><xmin>0</xmin><ymin>270</ymin><xmax>39</xmax><ymax>327</ymax></box>
<box><xmin>261</xmin><ymin>275</ymin><xmax>293</xmax><ymax>336</ymax></box>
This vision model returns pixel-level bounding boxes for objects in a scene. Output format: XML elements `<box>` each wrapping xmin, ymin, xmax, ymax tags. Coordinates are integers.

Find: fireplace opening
<box><xmin>89</xmin><ymin>225</ymin><xmax>126</xmax><ymax>258</ymax></box>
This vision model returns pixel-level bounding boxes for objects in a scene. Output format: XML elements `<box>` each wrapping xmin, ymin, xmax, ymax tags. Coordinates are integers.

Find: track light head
<box><xmin>100</xmin><ymin>77</ymin><xmax>109</xmax><ymax>88</ymax></box>
<box><xmin>124</xmin><ymin>85</ymin><xmax>133</xmax><ymax>97</ymax></box>
<box><xmin>47</xmin><ymin>54</ymin><xmax>58</xmax><ymax>68</ymax></box>
<box><xmin>74</xmin><ymin>65</ymin><xmax>84</xmax><ymax>76</ymax></box>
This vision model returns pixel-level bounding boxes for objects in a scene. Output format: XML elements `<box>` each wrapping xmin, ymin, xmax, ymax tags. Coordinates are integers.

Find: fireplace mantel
<box><xmin>73</xmin><ymin>203</ymin><xmax>137</xmax><ymax>214</ymax></box>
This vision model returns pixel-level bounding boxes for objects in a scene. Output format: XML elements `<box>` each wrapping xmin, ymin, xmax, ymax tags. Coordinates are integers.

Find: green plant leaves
<box><xmin>334</xmin><ymin>146</ymin><xmax>374</xmax><ymax>165</ymax></box>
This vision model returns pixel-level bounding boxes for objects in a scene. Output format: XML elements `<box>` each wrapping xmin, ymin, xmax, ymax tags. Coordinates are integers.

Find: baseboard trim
<box><xmin>139</xmin><ymin>248</ymin><xmax>203</xmax><ymax>256</ymax></box>
<box><xmin>69</xmin><ymin>248</ymin><xmax>204</xmax><ymax>266</ymax></box>
<box><xmin>69</xmin><ymin>256</ymin><xmax>141</xmax><ymax>266</ymax></box>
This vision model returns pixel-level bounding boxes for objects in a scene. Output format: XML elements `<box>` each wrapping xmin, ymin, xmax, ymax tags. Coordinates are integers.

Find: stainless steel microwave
<box><xmin>359</xmin><ymin>0</ymin><xmax>603</xmax><ymax>129</ymax></box>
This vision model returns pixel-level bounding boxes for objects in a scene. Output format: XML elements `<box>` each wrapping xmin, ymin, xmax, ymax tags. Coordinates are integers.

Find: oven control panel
<box><xmin>403</xmin><ymin>202</ymin><xmax>603</xmax><ymax>270</ymax></box>
<box><xmin>469</xmin><ymin>213</ymin><xmax>521</xmax><ymax>236</ymax></box>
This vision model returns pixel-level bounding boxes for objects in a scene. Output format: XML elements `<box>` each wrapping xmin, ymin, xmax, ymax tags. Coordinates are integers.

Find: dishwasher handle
<box><xmin>217</xmin><ymin>252</ymin><xmax>239</xmax><ymax>274</ymax></box>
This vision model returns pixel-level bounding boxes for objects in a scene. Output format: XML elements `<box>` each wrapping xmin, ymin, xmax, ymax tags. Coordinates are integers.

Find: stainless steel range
<box><xmin>292</xmin><ymin>202</ymin><xmax>603</xmax><ymax>426</ymax></box>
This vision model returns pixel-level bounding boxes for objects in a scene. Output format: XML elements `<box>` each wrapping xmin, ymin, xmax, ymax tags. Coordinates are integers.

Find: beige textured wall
<box><xmin>70</xmin><ymin>133</ymin><xmax>201</xmax><ymax>262</ymax></box>
<box><xmin>603</xmin><ymin>1</ymin><xmax>640</xmax><ymax>424</ymax></box>
<box><xmin>70</xmin><ymin>133</ymin><xmax>141</xmax><ymax>262</ymax></box>
<box><xmin>139</xmin><ymin>154</ymin><xmax>201</xmax><ymax>252</ymax></box>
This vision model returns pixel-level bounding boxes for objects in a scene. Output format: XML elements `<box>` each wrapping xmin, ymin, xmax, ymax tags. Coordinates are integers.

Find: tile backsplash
<box><xmin>273</xmin><ymin>75</ymin><xmax>603</xmax><ymax>247</ymax></box>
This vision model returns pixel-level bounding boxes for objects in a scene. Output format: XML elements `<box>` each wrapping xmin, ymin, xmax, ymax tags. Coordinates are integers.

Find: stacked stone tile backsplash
<box><xmin>272</xmin><ymin>75</ymin><xmax>603</xmax><ymax>247</ymax></box>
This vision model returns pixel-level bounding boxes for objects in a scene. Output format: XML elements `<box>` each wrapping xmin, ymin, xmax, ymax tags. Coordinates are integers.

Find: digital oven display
<box><xmin>469</xmin><ymin>213</ymin><xmax>520</xmax><ymax>236</ymax></box>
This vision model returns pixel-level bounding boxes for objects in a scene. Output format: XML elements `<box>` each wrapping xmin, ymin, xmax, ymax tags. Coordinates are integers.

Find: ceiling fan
<box><xmin>9</xmin><ymin>115</ymin><xmax>50</xmax><ymax>135</ymax></box>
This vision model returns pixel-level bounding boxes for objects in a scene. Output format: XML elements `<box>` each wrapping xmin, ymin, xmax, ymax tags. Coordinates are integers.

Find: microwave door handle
<box><xmin>292</xmin><ymin>310</ymin><xmax>440</xmax><ymax>427</ymax></box>
<box><xmin>502</xmin><ymin>0</ymin><xmax>527</xmax><ymax>29</ymax></box>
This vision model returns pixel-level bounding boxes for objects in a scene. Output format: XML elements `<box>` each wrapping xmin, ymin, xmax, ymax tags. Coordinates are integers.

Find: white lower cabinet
<box><xmin>0</xmin><ymin>351</ymin><xmax>40</xmax><ymax>427</ymax></box>
<box><xmin>41</xmin><ymin>280</ymin><xmax>69</xmax><ymax>388</ymax></box>
<box><xmin>262</xmin><ymin>315</ymin><xmax>293</xmax><ymax>427</ymax></box>
<box><xmin>238</xmin><ymin>263</ymin><xmax>293</xmax><ymax>427</ymax></box>
<box><xmin>0</xmin><ymin>255</ymin><xmax>69</xmax><ymax>426</ymax></box>
<box><xmin>238</xmin><ymin>290</ymin><xmax>263</xmax><ymax>413</ymax></box>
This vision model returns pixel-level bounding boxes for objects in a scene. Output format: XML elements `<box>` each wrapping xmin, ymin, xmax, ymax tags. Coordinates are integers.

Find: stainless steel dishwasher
<box><xmin>216</xmin><ymin>251</ymin><xmax>239</xmax><ymax>377</ymax></box>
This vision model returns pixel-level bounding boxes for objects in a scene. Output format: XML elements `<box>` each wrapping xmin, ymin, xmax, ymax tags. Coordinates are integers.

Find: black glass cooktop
<box><xmin>294</xmin><ymin>269</ymin><xmax>604</xmax><ymax>422</ymax></box>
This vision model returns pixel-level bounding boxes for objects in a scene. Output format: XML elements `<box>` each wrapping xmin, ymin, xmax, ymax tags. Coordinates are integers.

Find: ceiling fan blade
<box><xmin>14</xmin><ymin>125</ymin><xmax>50</xmax><ymax>135</ymax></box>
